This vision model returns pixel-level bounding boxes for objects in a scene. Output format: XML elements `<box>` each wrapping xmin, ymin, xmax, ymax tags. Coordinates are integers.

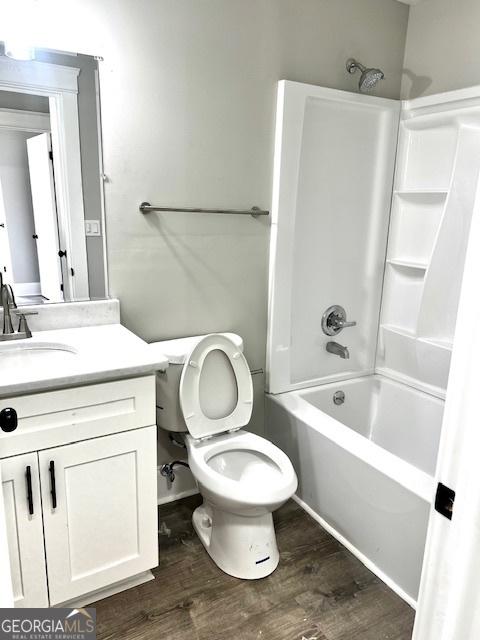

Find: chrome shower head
<box><xmin>346</xmin><ymin>58</ymin><xmax>384</xmax><ymax>93</ymax></box>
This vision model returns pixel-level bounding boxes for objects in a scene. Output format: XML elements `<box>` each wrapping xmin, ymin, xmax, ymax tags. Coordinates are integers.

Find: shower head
<box><xmin>346</xmin><ymin>58</ymin><xmax>384</xmax><ymax>93</ymax></box>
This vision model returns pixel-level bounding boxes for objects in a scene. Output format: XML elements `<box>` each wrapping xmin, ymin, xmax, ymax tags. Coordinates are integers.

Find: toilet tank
<box><xmin>149</xmin><ymin>333</ymin><xmax>244</xmax><ymax>433</ymax></box>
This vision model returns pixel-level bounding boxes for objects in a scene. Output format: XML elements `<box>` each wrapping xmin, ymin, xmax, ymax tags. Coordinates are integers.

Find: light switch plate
<box><xmin>85</xmin><ymin>220</ymin><xmax>102</xmax><ymax>236</ymax></box>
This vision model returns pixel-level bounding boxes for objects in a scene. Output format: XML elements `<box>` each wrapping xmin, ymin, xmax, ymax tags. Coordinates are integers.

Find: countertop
<box><xmin>0</xmin><ymin>324</ymin><xmax>168</xmax><ymax>397</ymax></box>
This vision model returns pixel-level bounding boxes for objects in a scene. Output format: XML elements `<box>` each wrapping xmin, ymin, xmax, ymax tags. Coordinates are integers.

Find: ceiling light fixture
<box><xmin>3</xmin><ymin>0</ymin><xmax>38</xmax><ymax>61</ymax></box>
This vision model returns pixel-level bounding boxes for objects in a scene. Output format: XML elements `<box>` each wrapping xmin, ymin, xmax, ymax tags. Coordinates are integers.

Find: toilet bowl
<box><xmin>152</xmin><ymin>332</ymin><xmax>298</xmax><ymax>579</ymax></box>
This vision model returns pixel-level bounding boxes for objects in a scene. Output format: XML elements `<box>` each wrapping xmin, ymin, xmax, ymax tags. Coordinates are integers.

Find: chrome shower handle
<box><xmin>322</xmin><ymin>305</ymin><xmax>357</xmax><ymax>336</ymax></box>
<box><xmin>337</xmin><ymin>319</ymin><xmax>357</xmax><ymax>329</ymax></box>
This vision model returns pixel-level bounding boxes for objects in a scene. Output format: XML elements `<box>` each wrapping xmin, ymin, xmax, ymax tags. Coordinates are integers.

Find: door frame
<box><xmin>26</xmin><ymin>131</ymin><xmax>65</xmax><ymax>302</ymax></box>
<box><xmin>0</xmin><ymin>176</ymin><xmax>14</xmax><ymax>284</ymax></box>
<box><xmin>0</xmin><ymin>58</ymin><xmax>89</xmax><ymax>300</ymax></box>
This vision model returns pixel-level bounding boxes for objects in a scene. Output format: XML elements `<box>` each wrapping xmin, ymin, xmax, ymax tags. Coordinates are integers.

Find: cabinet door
<box><xmin>39</xmin><ymin>426</ymin><xmax>158</xmax><ymax>605</ymax></box>
<box><xmin>1</xmin><ymin>453</ymin><xmax>49</xmax><ymax>607</ymax></box>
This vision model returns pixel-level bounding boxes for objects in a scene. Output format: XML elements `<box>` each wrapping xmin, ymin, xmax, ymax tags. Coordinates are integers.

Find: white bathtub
<box><xmin>265</xmin><ymin>374</ymin><xmax>444</xmax><ymax>606</ymax></box>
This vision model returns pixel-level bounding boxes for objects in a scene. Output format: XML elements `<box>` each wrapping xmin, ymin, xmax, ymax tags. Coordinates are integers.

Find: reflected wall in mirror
<box><xmin>0</xmin><ymin>44</ymin><xmax>107</xmax><ymax>305</ymax></box>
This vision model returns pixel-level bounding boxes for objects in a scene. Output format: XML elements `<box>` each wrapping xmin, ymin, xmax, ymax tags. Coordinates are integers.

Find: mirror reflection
<box><xmin>0</xmin><ymin>45</ymin><xmax>106</xmax><ymax>305</ymax></box>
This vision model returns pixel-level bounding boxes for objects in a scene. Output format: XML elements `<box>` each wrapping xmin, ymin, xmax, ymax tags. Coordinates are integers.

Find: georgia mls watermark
<box><xmin>0</xmin><ymin>608</ymin><xmax>96</xmax><ymax>640</ymax></box>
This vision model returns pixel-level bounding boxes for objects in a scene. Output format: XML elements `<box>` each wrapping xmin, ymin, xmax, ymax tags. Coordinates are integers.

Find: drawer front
<box><xmin>0</xmin><ymin>376</ymin><xmax>155</xmax><ymax>458</ymax></box>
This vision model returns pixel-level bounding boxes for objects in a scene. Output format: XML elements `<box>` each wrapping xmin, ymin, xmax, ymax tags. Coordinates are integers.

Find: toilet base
<box><xmin>192</xmin><ymin>502</ymin><xmax>280</xmax><ymax>580</ymax></box>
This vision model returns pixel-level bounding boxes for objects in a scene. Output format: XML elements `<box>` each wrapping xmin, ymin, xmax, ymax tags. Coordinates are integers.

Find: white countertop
<box><xmin>0</xmin><ymin>324</ymin><xmax>168</xmax><ymax>397</ymax></box>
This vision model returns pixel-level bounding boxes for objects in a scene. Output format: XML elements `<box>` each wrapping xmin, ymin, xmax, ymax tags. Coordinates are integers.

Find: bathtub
<box><xmin>265</xmin><ymin>374</ymin><xmax>444</xmax><ymax>606</ymax></box>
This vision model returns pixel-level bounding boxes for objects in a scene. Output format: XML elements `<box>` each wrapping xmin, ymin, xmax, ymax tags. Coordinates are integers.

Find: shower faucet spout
<box><xmin>326</xmin><ymin>341</ymin><xmax>350</xmax><ymax>359</ymax></box>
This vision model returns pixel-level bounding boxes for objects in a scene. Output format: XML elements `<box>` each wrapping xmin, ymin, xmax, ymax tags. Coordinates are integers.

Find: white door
<box><xmin>26</xmin><ymin>133</ymin><xmax>64</xmax><ymax>302</ymax></box>
<box><xmin>39</xmin><ymin>426</ymin><xmax>158</xmax><ymax>605</ymax></box>
<box><xmin>1</xmin><ymin>453</ymin><xmax>49</xmax><ymax>608</ymax></box>
<box><xmin>0</xmin><ymin>178</ymin><xmax>13</xmax><ymax>285</ymax></box>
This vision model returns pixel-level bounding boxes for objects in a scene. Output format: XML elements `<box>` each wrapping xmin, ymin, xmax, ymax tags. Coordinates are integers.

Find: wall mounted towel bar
<box><xmin>139</xmin><ymin>202</ymin><xmax>269</xmax><ymax>217</ymax></box>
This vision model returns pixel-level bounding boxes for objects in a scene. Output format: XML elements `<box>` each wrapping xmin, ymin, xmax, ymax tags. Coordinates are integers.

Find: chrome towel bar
<box><xmin>139</xmin><ymin>202</ymin><xmax>269</xmax><ymax>217</ymax></box>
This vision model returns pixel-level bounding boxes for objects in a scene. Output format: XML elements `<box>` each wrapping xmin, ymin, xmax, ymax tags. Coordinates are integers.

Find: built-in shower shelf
<box><xmin>418</xmin><ymin>336</ymin><xmax>453</xmax><ymax>351</ymax></box>
<box><xmin>393</xmin><ymin>190</ymin><xmax>449</xmax><ymax>198</ymax></box>
<box><xmin>381</xmin><ymin>324</ymin><xmax>416</xmax><ymax>339</ymax></box>
<box><xmin>387</xmin><ymin>259</ymin><xmax>428</xmax><ymax>271</ymax></box>
<box><xmin>381</xmin><ymin>325</ymin><xmax>453</xmax><ymax>351</ymax></box>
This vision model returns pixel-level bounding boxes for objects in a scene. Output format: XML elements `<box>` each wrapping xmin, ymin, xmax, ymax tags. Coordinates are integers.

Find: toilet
<box><xmin>152</xmin><ymin>332</ymin><xmax>297</xmax><ymax>579</ymax></box>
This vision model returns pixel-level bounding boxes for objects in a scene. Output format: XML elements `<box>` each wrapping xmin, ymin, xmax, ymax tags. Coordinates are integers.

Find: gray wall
<box><xmin>0</xmin><ymin>92</ymin><xmax>49</xmax><ymax>113</ymax></box>
<box><xmin>25</xmin><ymin>0</ymin><xmax>409</xmax><ymax>499</ymax></box>
<box><xmin>0</xmin><ymin>130</ymin><xmax>40</xmax><ymax>284</ymax></box>
<box><xmin>99</xmin><ymin>0</ymin><xmax>409</xmax><ymax>346</ymax></box>
<box><xmin>402</xmin><ymin>0</ymin><xmax>480</xmax><ymax>99</ymax></box>
<box><xmin>93</xmin><ymin>0</ymin><xmax>409</xmax><ymax>442</ymax></box>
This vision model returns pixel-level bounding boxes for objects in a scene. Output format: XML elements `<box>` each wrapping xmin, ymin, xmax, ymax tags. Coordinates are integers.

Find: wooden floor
<box><xmin>94</xmin><ymin>495</ymin><xmax>415</xmax><ymax>640</ymax></box>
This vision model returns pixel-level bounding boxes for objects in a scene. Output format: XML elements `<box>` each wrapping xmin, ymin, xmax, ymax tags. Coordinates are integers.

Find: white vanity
<box><xmin>0</xmin><ymin>310</ymin><xmax>168</xmax><ymax>608</ymax></box>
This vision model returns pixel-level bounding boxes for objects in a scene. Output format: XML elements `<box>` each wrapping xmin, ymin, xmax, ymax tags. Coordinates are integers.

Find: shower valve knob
<box><xmin>322</xmin><ymin>305</ymin><xmax>357</xmax><ymax>336</ymax></box>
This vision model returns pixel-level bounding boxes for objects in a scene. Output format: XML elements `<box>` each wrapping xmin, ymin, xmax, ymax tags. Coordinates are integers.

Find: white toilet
<box><xmin>152</xmin><ymin>332</ymin><xmax>297</xmax><ymax>579</ymax></box>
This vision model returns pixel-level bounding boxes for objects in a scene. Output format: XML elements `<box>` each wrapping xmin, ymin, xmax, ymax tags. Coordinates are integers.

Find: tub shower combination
<box><xmin>266</xmin><ymin>81</ymin><xmax>480</xmax><ymax>605</ymax></box>
<box><xmin>267</xmin><ymin>376</ymin><xmax>442</xmax><ymax>604</ymax></box>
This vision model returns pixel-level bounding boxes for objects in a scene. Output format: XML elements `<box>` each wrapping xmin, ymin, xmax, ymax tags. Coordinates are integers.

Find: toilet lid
<box><xmin>179</xmin><ymin>333</ymin><xmax>253</xmax><ymax>439</ymax></box>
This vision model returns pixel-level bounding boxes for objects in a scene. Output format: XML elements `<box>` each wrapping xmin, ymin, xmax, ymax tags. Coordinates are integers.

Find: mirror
<box><xmin>0</xmin><ymin>44</ymin><xmax>106</xmax><ymax>305</ymax></box>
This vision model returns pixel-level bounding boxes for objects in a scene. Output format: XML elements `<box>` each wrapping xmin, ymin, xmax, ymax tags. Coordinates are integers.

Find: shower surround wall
<box><xmin>377</xmin><ymin>87</ymin><xmax>480</xmax><ymax>396</ymax></box>
<box><xmin>267</xmin><ymin>81</ymin><xmax>399</xmax><ymax>393</ymax></box>
<box><xmin>266</xmin><ymin>81</ymin><xmax>480</xmax><ymax>605</ymax></box>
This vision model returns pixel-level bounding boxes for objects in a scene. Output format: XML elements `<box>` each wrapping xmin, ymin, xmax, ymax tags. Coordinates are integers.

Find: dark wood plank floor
<box><xmin>94</xmin><ymin>495</ymin><xmax>415</xmax><ymax>640</ymax></box>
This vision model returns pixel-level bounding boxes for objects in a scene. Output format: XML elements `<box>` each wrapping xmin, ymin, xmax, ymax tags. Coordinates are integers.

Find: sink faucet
<box><xmin>0</xmin><ymin>279</ymin><xmax>37</xmax><ymax>341</ymax></box>
<box><xmin>326</xmin><ymin>341</ymin><xmax>350</xmax><ymax>359</ymax></box>
<box><xmin>1</xmin><ymin>281</ymin><xmax>16</xmax><ymax>335</ymax></box>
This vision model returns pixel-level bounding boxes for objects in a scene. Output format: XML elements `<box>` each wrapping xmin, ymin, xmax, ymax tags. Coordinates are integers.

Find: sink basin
<box><xmin>0</xmin><ymin>341</ymin><xmax>78</xmax><ymax>376</ymax></box>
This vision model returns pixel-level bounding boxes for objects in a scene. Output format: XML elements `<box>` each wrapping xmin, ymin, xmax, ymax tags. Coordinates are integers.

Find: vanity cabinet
<box><xmin>40</xmin><ymin>427</ymin><xmax>157</xmax><ymax>605</ymax></box>
<box><xmin>1</xmin><ymin>453</ymin><xmax>49</xmax><ymax>608</ymax></box>
<box><xmin>0</xmin><ymin>376</ymin><xmax>158</xmax><ymax>608</ymax></box>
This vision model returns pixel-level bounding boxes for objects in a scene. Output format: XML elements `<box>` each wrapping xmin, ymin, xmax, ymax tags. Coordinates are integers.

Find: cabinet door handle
<box><xmin>49</xmin><ymin>461</ymin><xmax>57</xmax><ymax>509</ymax></box>
<box><xmin>25</xmin><ymin>465</ymin><xmax>34</xmax><ymax>515</ymax></box>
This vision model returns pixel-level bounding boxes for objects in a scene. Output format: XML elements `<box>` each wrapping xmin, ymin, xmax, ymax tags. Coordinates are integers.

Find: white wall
<box><xmin>9</xmin><ymin>0</ymin><xmax>409</xmax><ymax>500</ymax></box>
<box><xmin>0</xmin><ymin>130</ymin><xmax>40</xmax><ymax>284</ymax></box>
<box><xmin>402</xmin><ymin>0</ymin><xmax>480</xmax><ymax>99</ymax></box>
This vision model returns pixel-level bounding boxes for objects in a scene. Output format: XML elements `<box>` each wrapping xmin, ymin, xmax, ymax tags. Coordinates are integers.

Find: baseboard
<box><xmin>54</xmin><ymin>570</ymin><xmax>155</xmax><ymax>608</ymax></box>
<box><xmin>292</xmin><ymin>495</ymin><xmax>417</xmax><ymax>609</ymax></box>
<box><xmin>158</xmin><ymin>488</ymin><xmax>199</xmax><ymax>506</ymax></box>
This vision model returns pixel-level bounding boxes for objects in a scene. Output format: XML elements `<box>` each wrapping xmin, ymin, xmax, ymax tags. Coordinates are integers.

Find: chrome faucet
<box><xmin>0</xmin><ymin>279</ymin><xmax>36</xmax><ymax>341</ymax></box>
<box><xmin>322</xmin><ymin>305</ymin><xmax>357</xmax><ymax>336</ymax></box>
<box><xmin>326</xmin><ymin>341</ymin><xmax>350</xmax><ymax>359</ymax></box>
<box><xmin>1</xmin><ymin>281</ymin><xmax>16</xmax><ymax>335</ymax></box>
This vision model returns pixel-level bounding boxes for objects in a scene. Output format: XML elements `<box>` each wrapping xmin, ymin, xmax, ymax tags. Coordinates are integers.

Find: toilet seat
<box><xmin>186</xmin><ymin>430</ymin><xmax>298</xmax><ymax>508</ymax></box>
<box><xmin>179</xmin><ymin>334</ymin><xmax>253</xmax><ymax>439</ymax></box>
